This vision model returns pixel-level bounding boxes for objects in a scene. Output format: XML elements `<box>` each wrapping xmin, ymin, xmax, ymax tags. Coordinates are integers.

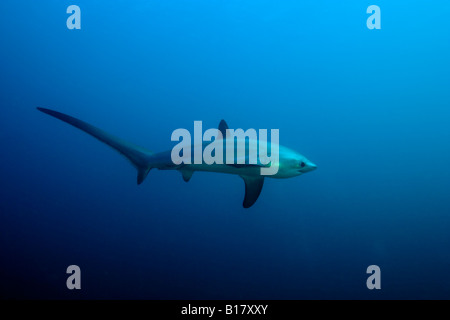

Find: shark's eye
<box><xmin>300</xmin><ymin>162</ymin><xmax>306</xmax><ymax>168</ymax></box>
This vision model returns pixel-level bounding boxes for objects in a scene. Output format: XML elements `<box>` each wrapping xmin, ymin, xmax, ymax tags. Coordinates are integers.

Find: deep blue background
<box><xmin>1</xmin><ymin>0</ymin><xmax>450</xmax><ymax>299</ymax></box>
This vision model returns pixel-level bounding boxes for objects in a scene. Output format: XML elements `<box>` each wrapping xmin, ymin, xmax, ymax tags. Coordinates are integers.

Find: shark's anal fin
<box><xmin>241</xmin><ymin>175</ymin><xmax>264</xmax><ymax>208</ymax></box>
<box><xmin>180</xmin><ymin>170</ymin><xmax>194</xmax><ymax>182</ymax></box>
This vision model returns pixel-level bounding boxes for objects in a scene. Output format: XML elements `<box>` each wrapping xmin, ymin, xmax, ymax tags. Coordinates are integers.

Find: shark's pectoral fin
<box><xmin>180</xmin><ymin>170</ymin><xmax>194</xmax><ymax>182</ymax></box>
<box><xmin>241</xmin><ymin>175</ymin><xmax>264</xmax><ymax>208</ymax></box>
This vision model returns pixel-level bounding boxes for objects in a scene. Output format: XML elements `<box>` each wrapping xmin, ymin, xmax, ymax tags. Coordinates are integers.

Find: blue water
<box><xmin>1</xmin><ymin>0</ymin><xmax>450</xmax><ymax>299</ymax></box>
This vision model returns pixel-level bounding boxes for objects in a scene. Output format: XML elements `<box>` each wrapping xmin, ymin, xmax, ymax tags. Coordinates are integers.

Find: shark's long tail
<box><xmin>37</xmin><ymin>107</ymin><xmax>153</xmax><ymax>184</ymax></box>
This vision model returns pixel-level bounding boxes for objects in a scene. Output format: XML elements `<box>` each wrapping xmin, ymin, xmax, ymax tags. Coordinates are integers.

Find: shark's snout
<box><xmin>302</xmin><ymin>161</ymin><xmax>317</xmax><ymax>173</ymax></box>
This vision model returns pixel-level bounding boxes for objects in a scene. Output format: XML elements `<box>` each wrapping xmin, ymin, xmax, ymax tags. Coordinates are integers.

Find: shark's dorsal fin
<box><xmin>180</xmin><ymin>170</ymin><xmax>194</xmax><ymax>182</ymax></box>
<box><xmin>218</xmin><ymin>120</ymin><xmax>229</xmax><ymax>139</ymax></box>
<box><xmin>241</xmin><ymin>175</ymin><xmax>264</xmax><ymax>208</ymax></box>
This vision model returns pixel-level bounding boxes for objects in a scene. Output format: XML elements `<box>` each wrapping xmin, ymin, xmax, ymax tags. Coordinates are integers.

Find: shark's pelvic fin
<box><xmin>37</xmin><ymin>107</ymin><xmax>154</xmax><ymax>185</ymax></box>
<box><xmin>180</xmin><ymin>169</ymin><xmax>194</xmax><ymax>182</ymax></box>
<box><xmin>241</xmin><ymin>175</ymin><xmax>264</xmax><ymax>208</ymax></box>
